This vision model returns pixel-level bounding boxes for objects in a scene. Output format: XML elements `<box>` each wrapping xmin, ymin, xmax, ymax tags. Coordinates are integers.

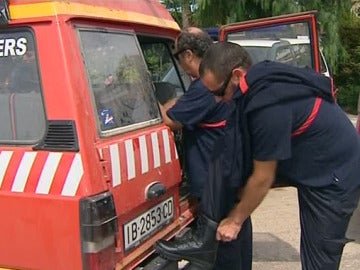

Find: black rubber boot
<box><xmin>155</xmin><ymin>214</ymin><xmax>218</xmax><ymax>269</ymax></box>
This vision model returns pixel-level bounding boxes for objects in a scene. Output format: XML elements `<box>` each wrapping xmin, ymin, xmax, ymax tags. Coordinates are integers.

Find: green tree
<box><xmin>161</xmin><ymin>0</ymin><xmax>197</xmax><ymax>27</ymax></box>
<box><xmin>335</xmin><ymin>15</ymin><xmax>360</xmax><ymax>113</ymax></box>
<box><xmin>195</xmin><ymin>0</ymin><xmax>300</xmax><ymax>26</ymax></box>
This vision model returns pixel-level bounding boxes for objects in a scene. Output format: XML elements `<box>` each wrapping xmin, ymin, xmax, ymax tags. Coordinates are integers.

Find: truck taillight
<box><xmin>80</xmin><ymin>191</ymin><xmax>118</xmax><ymax>270</ymax></box>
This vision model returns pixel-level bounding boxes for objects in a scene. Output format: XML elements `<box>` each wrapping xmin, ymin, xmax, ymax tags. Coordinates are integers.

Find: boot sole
<box><xmin>155</xmin><ymin>244</ymin><xmax>214</xmax><ymax>269</ymax></box>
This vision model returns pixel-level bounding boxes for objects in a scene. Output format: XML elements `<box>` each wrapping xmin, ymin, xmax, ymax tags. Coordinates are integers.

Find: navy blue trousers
<box><xmin>297</xmin><ymin>184</ymin><xmax>360</xmax><ymax>270</ymax></box>
<box><xmin>200</xmin><ymin>153</ymin><xmax>253</xmax><ymax>270</ymax></box>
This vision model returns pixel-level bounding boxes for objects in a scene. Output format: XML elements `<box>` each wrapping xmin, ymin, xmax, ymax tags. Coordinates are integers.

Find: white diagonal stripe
<box><xmin>162</xmin><ymin>129</ymin><xmax>171</xmax><ymax>163</ymax></box>
<box><xmin>110</xmin><ymin>144</ymin><xmax>121</xmax><ymax>186</ymax></box>
<box><xmin>61</xmin><ymin>154</ymin><xmax>83</xmax><ymax>196</ymax></box>
<box><xmin>151</xmin><ymin>132</ymin><xmax>160</xmax><ymax>168</ymax></box>
<box><xmin>125</xmin><ymin>139</ymin><xmax>135</xmax><ymax>180</ymax></box>
<box><xmin>36</xmin><ymin>152</ymin><xmax>62</xmax><ymax>194</ymax></box>
<box><xmin>0</xmin><ymin>151</ymin><xmax>13</xmax><ymax>188</ymax></box>
<box><xmin>11</xmin><ymin>152</ymin><xmax>37</xmax><ymax>192</ymax></box>
<box><xmin>174</xmin><ymin>142</ymin><xmax>179</xmax><ymax>160</ymax></box>
<box><xmin>139</xmin><ymin>135</ymin><xmax>149</xmax><ymax>174</ymax></box>
<box><xmin>98</xmin><ymin>148</ymin><xmax>103</xmax><ymax>160</ymax></box>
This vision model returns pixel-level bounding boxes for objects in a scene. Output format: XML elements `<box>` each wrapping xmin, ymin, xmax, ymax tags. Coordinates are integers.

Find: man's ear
<box><xmin>231</xmin><ymin>68</ymin><xmax>246</xmax><ymax>85</ymax></box>
<box><xmin>184</xmin><ymin>49</ymin><xmax>194</xmax><ymax>61</ymax></box>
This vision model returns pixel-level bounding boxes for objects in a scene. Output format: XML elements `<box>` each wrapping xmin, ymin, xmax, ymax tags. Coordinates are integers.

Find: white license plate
<box><xmin>124</xmin><ymin>197</ymin><xmax>174</xmax><ymax>251</ymax></box>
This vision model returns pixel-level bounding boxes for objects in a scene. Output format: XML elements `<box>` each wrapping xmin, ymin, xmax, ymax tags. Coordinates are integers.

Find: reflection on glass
<box><xmin>79</xmin><ymin>30</ymin><xmax>160</xmax><ymax>131</ymax></box>
<box><xmin>227</xmin><ymin>22</ymin><xmax>313</xmax><ymax>69</ymax></box>
<box><xmin>0</xmin><ymin>29</ymin><xmax>45</xmax><ymax>142</ymax></box>
<box><xmin>141</xmin><ymin>42</ymin><xmax>188</xmax><ymax>104</ymax></box>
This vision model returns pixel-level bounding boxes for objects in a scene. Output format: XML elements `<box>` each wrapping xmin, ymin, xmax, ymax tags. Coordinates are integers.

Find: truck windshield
<box><xmin>78</xmin><ymin>29</ymin><xmax>161</xmax><ymax>133</ymax></box>
<box><xmin>0</xmin><ymin>29</ymin><xmax>46</xmax><ymax>143</ymax></box>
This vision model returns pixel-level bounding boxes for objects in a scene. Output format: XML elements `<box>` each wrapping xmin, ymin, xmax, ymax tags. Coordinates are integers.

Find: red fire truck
<box><xmin>0</xmin><ymin>1</ymin><xmax>195</xmax><ymax>269</ymax></box>
<box><xmin>0</xmin><ymin>1</ymin><xmax>343</xmax><ymax>269</ymax></box>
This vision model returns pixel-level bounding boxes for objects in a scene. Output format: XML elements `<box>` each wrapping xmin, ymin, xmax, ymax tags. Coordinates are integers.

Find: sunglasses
<box><xmin>211</xmin><ymin>71</ymin><xmax>233</xmax><ymax>97</ymax></box>
<box><xmin>173</xmin><ymin>48</ymin><xmax>189</xmax><ymax>61</ymax></box>
<box><xmin>211</xmin><ymin>63</ymin><xmax>243</xmax><ymax>97</ymax></box>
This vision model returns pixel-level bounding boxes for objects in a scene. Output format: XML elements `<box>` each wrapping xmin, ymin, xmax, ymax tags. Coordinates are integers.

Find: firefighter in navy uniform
<box><xmin>197</xmin><ymin>42</ymin><xmax>360</xmax><ymax>270</ymax></box>
<box><xmin>156</xmin><ymin>29</ymin><xmax>252</xmax><ymax>269</ymax></box>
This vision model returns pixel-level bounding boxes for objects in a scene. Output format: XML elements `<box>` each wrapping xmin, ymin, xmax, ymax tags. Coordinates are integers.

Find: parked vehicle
<box><xmin>227</xmin><ymin>33</ymin><xmax>331</xmax><ymax>77</ymax></box>
<box><xmin>0</xmin><ymin>1</ymin><xmax>194</xmax><ymax>269</ymax></box>
<box><xmin>228</xmin><ymin>38</ymin><xmax>299</xmax><ymax>67</ymax></box>
<box><xmin>207</xmin><ymin>17</ymin><xmax>331</xmax><ymax>78</ymax></box>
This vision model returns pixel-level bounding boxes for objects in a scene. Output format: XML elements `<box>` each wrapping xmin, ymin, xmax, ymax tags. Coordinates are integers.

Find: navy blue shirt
<box><xmin>167</xmin><ymin>78</ymin><xmax>230</xmax><ymax>198</ymax></box>
<box><xmin>249</xmin><ymin>97</ymin><xmax>360</xmax><ymax>188</ymax></box>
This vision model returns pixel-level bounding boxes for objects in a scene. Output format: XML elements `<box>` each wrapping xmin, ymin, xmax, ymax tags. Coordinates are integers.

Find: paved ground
<box><xmin>252</xmin><ymin>187</ymin><xmax>360</xmax><ymax>270</ymax></box>
<box><xmin>347</xmin><ymin>113</ymin><xmax>358</xmax><ymax>127</ymax></box>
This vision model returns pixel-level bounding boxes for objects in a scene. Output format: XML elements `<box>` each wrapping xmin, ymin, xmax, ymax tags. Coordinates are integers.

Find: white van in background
<box><xmin>228</xmin><ymin>36</ymin><xmax>331</xmax><ymax>77</ymax></box>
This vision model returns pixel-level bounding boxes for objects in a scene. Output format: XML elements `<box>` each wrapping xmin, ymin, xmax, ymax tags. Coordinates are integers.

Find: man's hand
<box><xmin>216</xmin><ymin>216</ymin><xmax>242</xmax><ymax>242</ymax></box>
<box><xmin>162</xmin><ymin>97</ymin><xmax>178</xmax><ymax>110</ymax></box>
<box><xmin>217</xmin><ymin>160</ymin><xmax>277</xmax><ymax>242</ymax></box>
<box><xmin>158</xmin><ymin>98</ymin><xmax>183</xmax><ymax>130</ymax></box>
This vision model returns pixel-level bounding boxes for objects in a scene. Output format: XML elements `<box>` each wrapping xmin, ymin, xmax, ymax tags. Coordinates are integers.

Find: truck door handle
<box><xmin>145</xmin><ymin>182</ymin><xmax>166</xmax><ymax>200</ymax></box>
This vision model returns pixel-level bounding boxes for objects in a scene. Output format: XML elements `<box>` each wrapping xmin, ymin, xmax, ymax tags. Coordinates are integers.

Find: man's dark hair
<box><xmin>199</xmin><ymin>42</ymin><xmax>253</xmax><ymax>82</ymax></box>
<box><xmin>176</xmin><ymin>28</ymin><xmax>213</xmax><ymax>58</ymax></box>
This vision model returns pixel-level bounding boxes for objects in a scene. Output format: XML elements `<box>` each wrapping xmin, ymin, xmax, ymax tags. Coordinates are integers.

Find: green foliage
<box><xmin>142</xmin><ymin>44</ymin><xmax>173</xmax><ymax>81</ymax></box>
<box><xmin>160</xmin><ymin>0</ymin><xmax>182</xmax><ymax>25</ymax></box>
<box><xmin>334</xmin><ymin>15</ymin><xmax>360</xmax><ymax>114</ymax></box>
<box><xmin>161</xmin><ymin>0</ymin><xmax>197</xmax><ymax>27</ymax></box>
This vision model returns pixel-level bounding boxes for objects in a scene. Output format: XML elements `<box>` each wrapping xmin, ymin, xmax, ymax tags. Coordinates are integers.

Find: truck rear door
<box><xmin>219</xmin><ymin>11</ymin><xmax>322</xmax><ymax>73</ymax></box>
<box><xmin>76</xmin><ymin>26</ymin><xmax>192</xmax><ymax>268</ymax></box>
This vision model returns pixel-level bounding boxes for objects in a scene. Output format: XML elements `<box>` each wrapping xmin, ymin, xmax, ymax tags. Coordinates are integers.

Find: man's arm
<box><xmin>158</xmin><ymin>98</ymin><xmax>183</xmax><ymax>130</ymax></box>
<box><xmin>216</xmin><ymin>160</ymin><xmax>277</xmax><ymax>242</ymax></box>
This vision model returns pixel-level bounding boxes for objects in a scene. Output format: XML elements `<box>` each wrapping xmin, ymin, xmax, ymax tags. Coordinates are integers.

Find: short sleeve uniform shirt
<box><xmin>248</xmin><ymin>97</ymin><xmax>360</xmax><ymax>188</ymax></box>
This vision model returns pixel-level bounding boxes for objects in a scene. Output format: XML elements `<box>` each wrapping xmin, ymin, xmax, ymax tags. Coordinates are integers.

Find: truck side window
<box><xmin>0</xmin><ymin>29</ymin><xmax>46</xmax><ymax>143</ymax></box>
<box><xmin>140</xmin><ymin>41</ymin><xmax>190</xmax><ymax>104</ymax></box>
<box><xmin>78</xmin><ymin>30</ymin><xmax>160</xmax><ymax>132</ymax></box>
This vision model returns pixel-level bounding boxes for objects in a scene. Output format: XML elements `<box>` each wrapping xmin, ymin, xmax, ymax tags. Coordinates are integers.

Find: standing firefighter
<box><xmin>198</xmin><ymin>41</ymin><xmax>360</xmax><ymax>270</ymax></box>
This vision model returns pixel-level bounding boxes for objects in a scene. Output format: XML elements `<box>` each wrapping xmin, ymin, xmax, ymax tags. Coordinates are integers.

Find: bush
<box><xmin>334</xmin><ymin>16</ymin><xmax>360</xmax><ymax>114</ymax></box>
<box><xmin>336</xmin><ymin>85</ymin><xmax>360</xmax><ymax>115</ymax></box>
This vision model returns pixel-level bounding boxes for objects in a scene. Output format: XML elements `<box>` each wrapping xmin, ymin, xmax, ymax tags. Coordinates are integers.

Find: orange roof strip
<box><xmin>9</xmin><ymin>1</ymin><xmax>180</xmax><ymax>30</ymax></box>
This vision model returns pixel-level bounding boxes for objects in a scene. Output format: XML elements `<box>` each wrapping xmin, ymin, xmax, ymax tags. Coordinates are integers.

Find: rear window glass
<box><xmin>227</xmin><ymin>22</ymin><xmax>314</xmax><ymax>69</ymax></box>
<box><xmin>78</xmin><ymin>29</ymin><xmax>161</xmax><ymax>134</ymax></box>
<box><xmin>0</xmin><ymin>29</ymin><xmax>46</xmax><ymax>143</ymax></box>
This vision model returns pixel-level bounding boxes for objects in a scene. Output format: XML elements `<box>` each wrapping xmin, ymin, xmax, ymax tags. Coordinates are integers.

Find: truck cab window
<box><xmin>140</xmin><ymin>41</ymin><xmax>190</xmax><ymax>104</ymax></box>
